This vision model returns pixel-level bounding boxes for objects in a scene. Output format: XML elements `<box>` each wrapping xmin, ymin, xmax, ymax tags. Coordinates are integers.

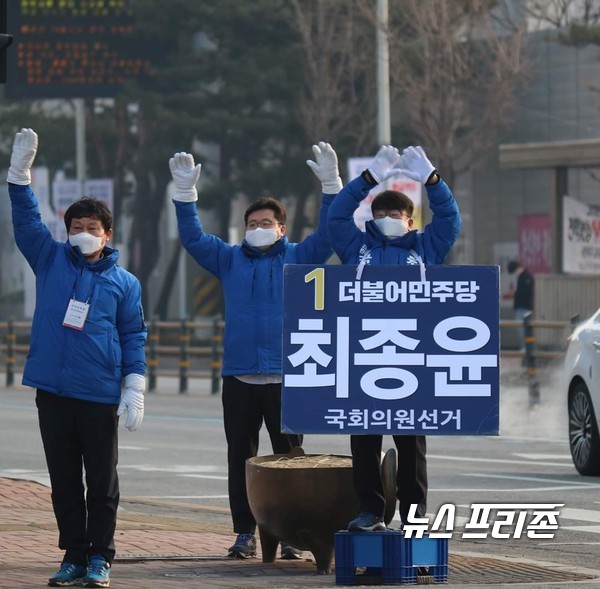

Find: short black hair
<box><xmin>244</xmin><ymin>197</ymin><xmax>287</xmax><ymax>226</ymax></box>
<box><xmin>371</xmin><ymin>190</ymin><xmax>414</xmax><ymax>217</ymax></box>
<box><xmin>64</xmin><ymin>197</ymin><xmax>112</xmax><ymax>232</ymax></box>
<box><xmin>507</xmin><ymin>260</ymin><xmax>520</xmax><ymax>274</ymax></box>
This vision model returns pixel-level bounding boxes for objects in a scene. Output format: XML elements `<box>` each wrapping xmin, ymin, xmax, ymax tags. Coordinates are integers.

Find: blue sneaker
<box><xmin>348</xmin><ymin>511</ymin><xmax>386</xmax><ymax>532</ymax></box>
<box><xmin>48</xmin><ymin>562</ymin><xmax>87</xmax><ymax>586</ymax></box>
<box><xmin>227</xmin><ymin>533</ymin><xmax>257</xmax><ymax>558</ymax></box>
<box><xmin>82</xmin><ymin>555</ymin><xmax>110</xmax><ymax>588</ymax></box>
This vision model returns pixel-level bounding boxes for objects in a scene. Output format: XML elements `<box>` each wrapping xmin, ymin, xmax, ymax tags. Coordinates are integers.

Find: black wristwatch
<box><xmin>361</xmin><ymin>169</ymin><xmax>378</xmax><ymax>186</ymax></box>
<box><xmin>426</xmin><ymin>170</ymin><xmax>440</xmax><ymax>185</ymax></box>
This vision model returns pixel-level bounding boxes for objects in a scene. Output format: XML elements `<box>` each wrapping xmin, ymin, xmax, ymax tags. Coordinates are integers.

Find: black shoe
<box><xmin>348</xmin><ymin>511</ymin><xmax>386</xmax><ymax>532</ymax></box>
<box><xmin>280</xmin><ymin>542</ymin><xmax>303</xmax><ymax>559</ymax></box>
<box><xmin>227</xmin><ymin>533</ymin><xmax>257</xmax><ymax>558</ymax></box>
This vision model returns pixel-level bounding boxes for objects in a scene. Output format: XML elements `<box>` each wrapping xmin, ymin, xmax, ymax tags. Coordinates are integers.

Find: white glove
<box><xmin>7</xmin><ymin>128</ymin><xmax>39</xmax><ymax>185</ymax></box>
<box><xmin>397</xmin><ymin>146</ymin><xmax>436</xmax><ymax>184</ymax></box>
<box><xmin>306</xmin><ymin>141</ymin><xmax>343</xmax><ymax>194</ymax></box>
<box><xmin>169</xmin><ymin>152</ymin><xmax>202</xmax><ymax>202</ymax></box>
<box><xmin>367</xmin><ymin>145</ymin><xmax>402</xmax><ymax>183</ymax></box>
<box><xmin>117</xmin><ymin>373</ymin><xmax>145</xmax><ymax>431</ymax></box>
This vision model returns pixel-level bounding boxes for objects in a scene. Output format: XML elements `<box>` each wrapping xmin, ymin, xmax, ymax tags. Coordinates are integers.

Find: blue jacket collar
<box><xmin>241</xmin><ymin>235</ymin><xmax>288</xmax><ymax>258</ymax></box>
<box><xmin>365</xmin><ymin>219</ymin><xmax>418</xmax><ymax>249</ymax></box>
<box><xmin>67</xmin><ymin>244</ymin><xmax>120</xmax><ymax>271</ymax></box>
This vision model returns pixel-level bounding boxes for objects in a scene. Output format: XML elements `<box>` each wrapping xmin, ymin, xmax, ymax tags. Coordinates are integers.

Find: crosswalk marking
<box><xmin>561</xmin><ymin>525</ymin><xmax>600</xmax><ymax>533</ymax></box>
<box><xmin>181</xmin><ymin>474</ymin><xmax>228</xmax><ymax>480</ymax></box>
<box><xmin>464</xmin><ymin>473</ymin><xmax>600</xmax><ymax>488</ymax></box>
<box><xmin>121</xmin><ymin>464</ymin><xmax>224</xmax><ymax>474</ymax></box>
<box><xmin>137</xmin><ymin>495</ymin><xmax>229</xmax><ymax>499</ymax></box>
<box><xmin>0</xmin><ymin>469</ymin><xmax>50</xmax><ymax>486</ymax></box>
<box><xmin>513</xmin><ymin>453</ymin><xmax>571</xmax><ymax>461</ymax></box>
<box><xmin>428</xmin><ymin>453</ymin><xmax>573</xmax><ymax>468</ymax></box>
<box><xmin>561</xmin><ymin>507</ymin><xmax>600</xmax><ymax>523</ymax></box>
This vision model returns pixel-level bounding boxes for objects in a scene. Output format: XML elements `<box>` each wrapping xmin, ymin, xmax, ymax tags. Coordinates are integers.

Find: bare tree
<box><xmin>288</xmin><ymin>0</ymin><xmax>529</xmax><ymax>264</ymax></box>
<box><xmin>289</xmin><ymin>0</ymin><xmax>378</xmax><ymax>155</ymax></box>
<box><xmin>286</xmin><ymin>0</ymin><xmax>381</xmax><ymax>242</ymax></box>
<box><xmin>290</xmin><ymin>0</ymin><xmax>529</xmax><ymax>188</ymax></box>
<box><xmin>525</xmin><ymin>0</ymin><xmax>600</xmax><ymax>29</ymax></box>
<box><xmin>523</xmin><ymin>0</ymin><xmax>600</xmax><ymax>46</ymax></box>
<box><xmin>384</xmin><ymin>0</ymin><xmax>529</xmax><ymax>188</ymax></box>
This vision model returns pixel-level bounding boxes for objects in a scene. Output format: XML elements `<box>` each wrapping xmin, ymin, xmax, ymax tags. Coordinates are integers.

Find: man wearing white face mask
<box><xmin>169</xmin><ymin>144</ymin><xmax>336</xmax><ymax>559</ymax></box>
<box><xmin>328</xmin><ymin>144</ymin><xmax>461</xmax><ymax>536</ymax></box>
<box><xmin>7</xmin><ymin>128</ymin><xmax>147</xmax><ymax>588</ymax></box>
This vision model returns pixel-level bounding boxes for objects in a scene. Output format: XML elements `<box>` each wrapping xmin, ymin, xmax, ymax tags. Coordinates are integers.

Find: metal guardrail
<box><xmin>0</xmin><ymin>318</ymin><xmax>224</xmax><ymax>395</ymax></box>
<box><xmin>0</xmin><ymin>317</ymin><xmax>574</xmax><ymax>399</ymax></box>
<box><xmin>500</xmin><ymin>315</ymin><xmax>579</xmax><ymax>407</ymax></box>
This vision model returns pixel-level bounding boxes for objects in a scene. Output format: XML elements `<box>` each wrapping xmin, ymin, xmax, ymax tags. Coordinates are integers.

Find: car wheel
<box><xmin>569</xmin><ymin>382</ymin><xmax>600</xmax><ymax>476</ymax></box>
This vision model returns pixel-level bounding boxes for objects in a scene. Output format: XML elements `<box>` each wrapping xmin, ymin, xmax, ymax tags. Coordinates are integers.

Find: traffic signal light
<box><xmin>0</xmin><ymin>0</ymin><xmax>12</xmax><ymax>84</ymax></box>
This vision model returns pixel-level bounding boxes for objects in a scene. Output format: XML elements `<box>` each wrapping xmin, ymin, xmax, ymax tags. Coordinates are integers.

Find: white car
<box><xmin>565</xmin><ymin>309</ymin><xmax>600</xmax><ymax>475</ymax></box>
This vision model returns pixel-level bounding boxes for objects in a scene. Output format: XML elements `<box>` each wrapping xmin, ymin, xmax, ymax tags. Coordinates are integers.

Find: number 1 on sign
<box><xmin>305</xmin><ymin>268</ymin><xmax>325</xmax><ymax>311</ymax></box>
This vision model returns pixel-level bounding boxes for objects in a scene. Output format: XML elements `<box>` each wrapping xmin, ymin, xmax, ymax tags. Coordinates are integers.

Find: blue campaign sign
<box><xmin>282</xmin><ymin>264</ymin><xmax>499</xmax><ymax>435</ymax></box>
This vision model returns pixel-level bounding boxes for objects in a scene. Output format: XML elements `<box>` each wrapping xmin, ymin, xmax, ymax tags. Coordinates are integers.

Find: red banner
<box><xmin>518</xmin><ymin>214</ymin><xmax>552</xmax><ymax>274</ymax></box>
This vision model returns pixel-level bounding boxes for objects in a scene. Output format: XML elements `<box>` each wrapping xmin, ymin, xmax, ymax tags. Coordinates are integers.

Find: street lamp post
<box><xmin>376</xmin><ymin>0</ymin><xmax>391</xmax><ymax>147</ymax></box>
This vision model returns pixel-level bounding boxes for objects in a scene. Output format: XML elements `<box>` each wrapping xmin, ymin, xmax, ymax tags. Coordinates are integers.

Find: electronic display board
<box><xmin>5</xmin><ymin>0</ymin><xmax>155</xmax><ymax>98</ymax></box>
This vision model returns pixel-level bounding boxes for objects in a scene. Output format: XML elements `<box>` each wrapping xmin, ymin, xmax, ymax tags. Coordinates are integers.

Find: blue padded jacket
<box><xmin>175</xmin><ymin>195</ymin><xmax>334</xmax><ymax>375</ymax></box>
<box><xmin>328</xmin><ymin>175</ymin><xmax>461</xmax><ymax>266</ymax></box>
<box><xmin>9</xmin><ymin>183</ymin><xmax>147</xmax><ymax>404</ymax></box>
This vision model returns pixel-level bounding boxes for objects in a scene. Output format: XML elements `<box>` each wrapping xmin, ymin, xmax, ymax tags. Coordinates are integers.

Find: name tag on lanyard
<box><xmin>63</xmin><ymin>298</ymin><xmax>90</xmax><ymax>330</ymax></box>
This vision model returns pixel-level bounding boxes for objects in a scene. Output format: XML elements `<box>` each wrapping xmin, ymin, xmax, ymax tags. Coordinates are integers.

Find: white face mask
<box><xmin>374</xmin><ymin>216</ymin><xmax>410</xmax><ymax>238</ymax></box>
<box><xmin>69</xmin><ymin>232</ymin><xmax>104</xmax><ymax>256</ymax></box>
<box><xmin>245</xmin><ymin>227</ymin><xmax>279</xmax><ymax>248</ymax></box>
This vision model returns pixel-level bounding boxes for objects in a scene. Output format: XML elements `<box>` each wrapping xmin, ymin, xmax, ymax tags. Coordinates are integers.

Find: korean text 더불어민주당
<box><xmin>282</xmin><ymin>264</ymin><xmax>499</xmax><ymax>436</ymax></box>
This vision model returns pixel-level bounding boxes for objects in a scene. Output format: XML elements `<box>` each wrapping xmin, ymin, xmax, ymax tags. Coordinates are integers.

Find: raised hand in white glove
<box><xmin>306</xmin><ymin>141</ymin><xmax>343</xmax><ymax>194</ymax></box>
<box><xmin>169</xmin><ymin>152</ymin><xmax>202</xmax><ymax>202</ymax></box>
<box><xmin>117</xmin><ymin>373</ymin><xmax>145</xmax><ymax>431</ymax></box>
<box><xmin>397</xmin><ymin>146</ymin><xmax>436</xmax><ymax>184</ymax></box>
<box><xmin>367</xmin><ymin>145</ymin><xmax>402</xmax><ymax>183</ymax></box>
<box><xmin>8</xmin><ymin>128</ymin><xmax>39</xmax><ymax>185</ymax></box>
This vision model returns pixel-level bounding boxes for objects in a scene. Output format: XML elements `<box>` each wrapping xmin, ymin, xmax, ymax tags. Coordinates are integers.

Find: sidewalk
<box><xmin>0</xmin><ymin>476</ymin><xmax>319</xmax><ymax>589</ymax></box>
<box><xmin>1</xmin><ymin>476</ymin><xmax>600</xmax><ymax>589</ymax></box>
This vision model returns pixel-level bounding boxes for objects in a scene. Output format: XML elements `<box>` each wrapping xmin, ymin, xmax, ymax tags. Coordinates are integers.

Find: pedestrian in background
<box><xmin>327</xmin><ymin>144</ymin><xmax>461</xmax><ymax>534</ymax></box>
<box><xmin>168</xmin><ymin>142</ymin><xmax>338</xmax><ymax>559</ymax></box>
<box><xmin>7</xmin><ymin>128</ymin><xmax>147</xmax><ymax>588</ymax></box>
<box><xmin>507</xmin><ymin>260</ymin><xmax>534</xmax><ymax>351</ymax></box>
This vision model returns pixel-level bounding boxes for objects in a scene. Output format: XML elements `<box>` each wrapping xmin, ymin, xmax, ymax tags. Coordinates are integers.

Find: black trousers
<box><xmin>350</xmin><ymin>434</ymin><xmax>427</xmax><ymax>523</ymax></box>
<box><xmin>36</xmin><ymin>390</ymin><xmax>119</xmax><ymax>565</ymax></box>
<box><xmin>222</xmin><ymin>376</ymin><xmax>303</xmax><ymax>534</ymax></box>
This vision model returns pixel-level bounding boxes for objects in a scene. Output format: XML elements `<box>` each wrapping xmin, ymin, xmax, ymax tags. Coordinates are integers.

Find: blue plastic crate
<box><xmin>334</xmin><ymin>529</ymin><xmax>448</xmax><ymax>585</ymax></box>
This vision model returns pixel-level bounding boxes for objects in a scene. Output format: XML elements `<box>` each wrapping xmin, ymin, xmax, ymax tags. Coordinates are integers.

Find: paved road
<box><xmin>2</xmin><ymin>364</ymin><xmax>600</xmax><ymax>586</ymax></box>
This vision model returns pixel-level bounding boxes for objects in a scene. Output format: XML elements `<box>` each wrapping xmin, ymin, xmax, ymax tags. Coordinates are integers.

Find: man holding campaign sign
<box><xmin>327</xmin><ymin>144</ymin><xmax>462</xmax><ymax>533</ymax></box>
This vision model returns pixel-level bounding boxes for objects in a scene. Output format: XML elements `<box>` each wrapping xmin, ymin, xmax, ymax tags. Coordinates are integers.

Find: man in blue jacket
<box><xmin>168</xmin><ymin>144</ymin><xmax>338</xmax><ymax>559</ymax></box>
<box><xmin>327</xmin><ymin>144</ymin><xmax>461</xmax><ymax>533</ymax></box>
<box><xmin>8</xmin><ymin>129</ymin><xmax>147</xmax><ymax>588</ymax></box>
